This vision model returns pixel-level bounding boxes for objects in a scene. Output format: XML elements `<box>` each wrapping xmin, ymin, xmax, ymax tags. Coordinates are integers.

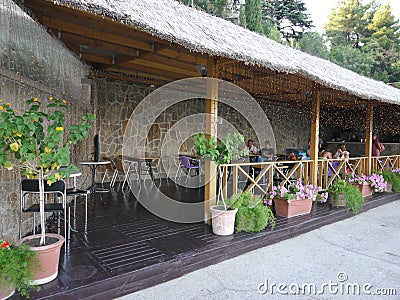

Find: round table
<box><xmin>79</xmin><ymin>161</ymin><xmax>111</xmax><ymax>194</ymax></box>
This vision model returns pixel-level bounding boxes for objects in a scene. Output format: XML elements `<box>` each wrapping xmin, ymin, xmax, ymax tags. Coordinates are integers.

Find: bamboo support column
<box><xmin>365</xmin><ymin>103</ymin><xmax>373</xmax><ymax>175</ymax></box>
<box><xmin>310</xmin><ymin>88</ymin><xmax>321</xmax><ymax>186</ymax></box>
<box><xmin>204</xmin><ymin>56</ymin><xmax>218</xmax><ymax>224</ymax></box>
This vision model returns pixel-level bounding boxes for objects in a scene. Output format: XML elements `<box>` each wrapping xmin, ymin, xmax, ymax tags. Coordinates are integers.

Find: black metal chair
<box><xmin>19</xmin><ymin>179</ymin><xmax>67</xmax><ymax>250</ymax></box>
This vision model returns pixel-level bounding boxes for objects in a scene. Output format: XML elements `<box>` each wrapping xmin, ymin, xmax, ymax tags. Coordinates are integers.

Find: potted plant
<box><xmin>266</xmin><ymin>180</ymin><xmax>328</xmax><ymax>218</ymax></box>
<box><xmin>377</xmin><ymin>169</ymin><xmax>400</xmax><ymax>192</ymax></box>
<box><xmin>0</xmin><ymin>97</ymin><xmax>95</xmax><ymax>284</ymax></box>
<box><xmin>327</xmin><ymin>179</ymin><xmax>364</xmax><ymax>214</ymax></box>
<box><xmin>347</xmin><ymin>174</ymin><xmax>374</xmax><ymax>197</ymax></box>
<box><xmin>228</xmin><ymin>191</ymin><xmax>275</xmax><ymax>233</ymax></box>
<box><xmin>194</xmin><ymin>132</ymin><xmax>244</xmax><ymax>235</ymax></box>
<box><xmin>0</xmin><ymin>240</ymin><xmax>38</xmax><ymax>299</ymax></box>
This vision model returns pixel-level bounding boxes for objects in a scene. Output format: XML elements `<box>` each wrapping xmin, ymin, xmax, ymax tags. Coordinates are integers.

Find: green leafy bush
<box><xmin>230</xmin><ymin>192</ymin><xmax>275</xmax><ymax>232</ymax></box>
<box><xmin>0</xmin><ymin>240</ymin><xmax>38</xmax><ymax>297</ymax></box>
<box><xmin>378</xmin><ymin>169</ymin><xmax>400</xmax><ymax>192</ymax></box>
<box><xmin>328</xmin><ymin>179</ymin><xmax>364</xmax><ymax>214</ymax></box>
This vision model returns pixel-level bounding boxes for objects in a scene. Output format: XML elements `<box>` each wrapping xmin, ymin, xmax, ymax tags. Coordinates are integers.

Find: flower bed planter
<box><xmin>356</xmin><ymin>183</ymin><xmax>373</xmax><ymax>197</ymax></box>
<box><xmin>273</xmin><ymin>197</ymin><xmax>313</xmax><ymax>218</ymax></box>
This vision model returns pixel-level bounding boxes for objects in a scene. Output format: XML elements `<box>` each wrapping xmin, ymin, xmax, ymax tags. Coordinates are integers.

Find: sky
<box><xmin>303</xmin><ymin>0</ymin><xmax>400</xmax><ymax>33</ymax></box>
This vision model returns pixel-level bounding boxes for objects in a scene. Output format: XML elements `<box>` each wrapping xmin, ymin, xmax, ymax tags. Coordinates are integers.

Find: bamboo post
<box><xmin>204</xmin><ymin>56</ymin><xmax>218</xmax><ymax>224</ymax></box>
<box><xmin>365</xmin><ymin>103</ymin><xmax>373</xmax><ymax>175</ymax></box>
<box><xmin>310</xmin><ymin>88</ymin><xmax>321</xmax><ymax>186</ymax></box>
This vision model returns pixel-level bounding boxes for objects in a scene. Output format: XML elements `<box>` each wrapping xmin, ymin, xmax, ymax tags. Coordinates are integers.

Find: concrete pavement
<box><xmin>116</xmin><ymin>200</ymin><xmax>400</xmax><ymax>300</ymax></box>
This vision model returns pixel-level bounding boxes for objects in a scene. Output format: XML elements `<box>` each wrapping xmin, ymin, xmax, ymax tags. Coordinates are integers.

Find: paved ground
<box><xmin>116</xmin><ymin>200</ymin><xmax>400</xmax><ymax>300</ymax></box>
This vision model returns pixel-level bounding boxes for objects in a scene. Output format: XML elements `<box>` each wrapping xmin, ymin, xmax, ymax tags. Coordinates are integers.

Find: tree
<box><xmin>298</xmin><ymin>32</ymin><xmax>329</xmax><ymax>60</ymax></box>
<box><xmin>262</xmin><ymin>0</ymin><xmax>313</xmax><ymax>41</ymax></box>
<box><xmin>245</xmin><ymin>0</ymin><xmax>263</xmax><ymax>33</ymax></box>
<box><xmin>177</xmin><ymin>0</ymin><xmax>231</xmax><ymax>18</ymax></box>
<box><xmin>324</xmin><ymin>0</ymin><xmax>372</xmax><ymax>48</ymax></box>
<box><xmin>329</xmin><ymin>44</ymin><xmax>375</xmax><ymax>77</ymax></box>
<box><xmin>325</xmin><ymin>0</ymin><xmax>400</xmax><ymax>82</ymax></box>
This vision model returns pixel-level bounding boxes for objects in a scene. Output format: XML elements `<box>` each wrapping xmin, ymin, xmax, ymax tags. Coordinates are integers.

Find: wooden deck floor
<box><xmin>13</xmin><ymin>179</ymin><xmax>399</xmax><ymax>299</ymax></box>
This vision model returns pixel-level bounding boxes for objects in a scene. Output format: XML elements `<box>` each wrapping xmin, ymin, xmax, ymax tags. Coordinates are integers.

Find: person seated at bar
<box><xmin>320</xmin><ymin>145</ymin><xmax>333</xmax><ymax>159</ymax></box>
<box><xmin>350</xmin><ymin>133</ymin><xmax>358</xmax><ymax>142</ymax></box>
<box><xmin>333</xmin><ymin>144</ymin><xmax>347</xmax><ymax>158</ymax></box>
<box><xmin>247</xmin><ymin>139</ymin><xmax>258</xmax><ymax>155</ymax></box>
<box><xmin>257</xmin><ymin>141</ymin><xmax>275</xmax><ymax>162</ymax></box>
<box><xmin>372</xmin><ymin>133</ymin><xmax>385</xmax><ymax>157</ymax></box>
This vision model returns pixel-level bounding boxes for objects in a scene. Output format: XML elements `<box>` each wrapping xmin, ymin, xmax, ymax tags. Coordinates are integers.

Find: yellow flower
<box><xmin>33</xmin><ymin>97</ymin><xmax>38</xmax><ymax>102</ymax></box>
<box><xmin>48</xmin><ymin>97</ymin><xmax>53</xmax><ymax>101</ymax></box>
<box><xmin>55</xmin><ymin>173</ymin><xmax>62</xmax><ymax>180</ymax></box>
<box><xmin>62</xmin><ymin>99</ymin><xmax>67</xmax><ymax>104</ymax></box>
<box><xmin>6</xmin><ymin>102</ymin><xmax>11</xmax><ymax>107</ymax></box>
<box><xmin>10</xmin><ymin>142</ymin><xmax>19</xmax><ymax>152</ymax></box>
<box><xmin>55</xmin><ymin>127</ymin><xmax>64</xmax><ymax>131</ymax></box>
<box><xmin>44</xmin><ymin>147</ymin><xmax>52</xmax><ymax>154</ymax></box>
<box><xmin>14</xmin><ymin>109</ymin><xmax>18</xmax><ymax>113</ymax></box>
<box><xmin>0</xmin><ymin>99</ymin><xmax>2</xmax><ymax>102</ymax></box>
<box><xmin>0</xmin><ymin>106</ymin><xmax>3</xmax><ymax>111</ymax></box>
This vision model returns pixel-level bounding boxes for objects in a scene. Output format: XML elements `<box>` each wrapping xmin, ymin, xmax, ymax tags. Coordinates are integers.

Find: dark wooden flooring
<box><xmin>12</xmin><ymin>179</ymin><xmax>399</xmax><ymax>299</ymax></box>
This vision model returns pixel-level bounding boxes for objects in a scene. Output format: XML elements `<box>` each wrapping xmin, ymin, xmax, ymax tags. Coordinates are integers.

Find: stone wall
<box><xmin>96</xmin><ymin>79</ymin><xmax>311</xmax><ymax>165</ymax></box>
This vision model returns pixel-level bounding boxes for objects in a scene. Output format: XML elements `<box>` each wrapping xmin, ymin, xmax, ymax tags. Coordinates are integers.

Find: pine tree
<box><xmin>245</xmin><ymin>0</ymin><xmax>263</xmax><ymax>33</ymax></box>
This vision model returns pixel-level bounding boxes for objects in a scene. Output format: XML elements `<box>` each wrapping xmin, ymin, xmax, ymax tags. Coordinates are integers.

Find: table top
<box><xmin>79</xmin><ymin>161</ymin><xmax>111</xmax><ymax>166</ymax></box>
<box><xmin>124</xmin><ymin>156</ymin><xmax>160</xmax><ymax>161</ymax></box>
<box><xmin>69</xmin><ymin>171</ymin><xmax>82</xmax><ymax>178</ymax></box>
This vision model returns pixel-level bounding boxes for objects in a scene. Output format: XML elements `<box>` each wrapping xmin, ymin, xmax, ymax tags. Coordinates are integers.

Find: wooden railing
<box><xmin>220</xmin><ymin>155</ymin><xmax>400</xmax><ymax>196</ymax></box>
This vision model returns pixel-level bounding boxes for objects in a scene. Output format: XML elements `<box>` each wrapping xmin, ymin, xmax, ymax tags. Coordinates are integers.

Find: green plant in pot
<box><xmin>328</xmin><ymin>179</ymin><xmax>364</xmax><ymax>214</ymax></box>
<box><xmin>194</xmin><ymin>132</ymin><xmax>244</xmax><ymax>235</ymax></box>
<box><xmin>229</xmin><ymin>191</ymin><xmax>275</xmax><ymax>233</ymax></box>
<box><xmin>377</xmin><ymin>169</ymin><xmax>400</xmax><ymax>192</ymax></box>
<box><xmin>0</xmin><ymin>97</ymin><xmax>95</xmax><ymax>284</ymax></box>
<box><xmin>0</xmin><ymin>240</ymin><xmax>38</xmax><ymax>298</ymax></box>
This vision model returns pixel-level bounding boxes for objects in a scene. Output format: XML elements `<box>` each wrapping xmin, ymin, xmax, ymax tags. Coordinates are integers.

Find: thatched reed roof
<box><xmin>54</xmin><ymin>0</ymin><xmax>400</xmax><ymax>104</ymax></box>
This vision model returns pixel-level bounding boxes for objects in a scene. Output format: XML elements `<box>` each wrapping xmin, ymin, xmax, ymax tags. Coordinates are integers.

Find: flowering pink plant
<box><xmin>348</xmin><ymin>173</ymin><xmax>387</xmax><ymax>193</ymax></box>
<box><xmin>265</xmin><ymin>180</ymin><xmax>328</xmax><ymax>203</ymax></box>
<box><xmin>368</xmin><ymin>173</ymin><xmax>387</xmax><ymax>193</ymax></box>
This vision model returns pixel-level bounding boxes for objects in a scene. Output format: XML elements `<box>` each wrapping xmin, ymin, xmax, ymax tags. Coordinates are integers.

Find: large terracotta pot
<box><xmin>356</xmin><ymin>183</ymin><xmax>373</xmax><ymax>197</ymax></box>
<box><xmin>19</xmin><ymin>233</ymin><xmax>64</xmax><ymax>285</ymax></box>
<box><xmin>210</xmin><ymin>205</ymin><xmax>238</xmax><ymax>236</ymax></box>
<box><xmin>273</xmin><ymin>197</ymin><xmax>313</xmax><ymax>218</ymax></box>
<box><xmin>0</xmin><ymin>286</ymin><xmax>14</xmax><ymax>300</ymax></box>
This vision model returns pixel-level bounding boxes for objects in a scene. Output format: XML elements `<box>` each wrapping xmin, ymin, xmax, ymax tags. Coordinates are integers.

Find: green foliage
<box><xmin>328</xmin><ymin>179</ymin><xmax>364</xmax><ymax>214</ymax></box>
<box><xmin>230</xmin><ymin>192</ymin><xmax>275</xmax><ymax>232</ymax></box>
<box><xmin>0</xmin><ymin>97</ymin><xmax>95</xmax><ymax>183</ymax></box>
<box><xmin>262</xmin><ymin>0</ymin><xmax>313</xmax><ymax>41</ymax></box>
<box><xmin>193</xmin><ymin>132</ymin><xmax>244</xmax><ymax>166</ymax></box>
<box><xmin>245</xmin><ymin>0</ymin><xmax>263</xmax><ymax>33</ymax></box>
<box><xmin>325</xmin><ymin>0</ymin><xmax>400</xmax><ymax>83</ymax></box>
<box><xmin>0</xmin><ymin>241</ymin><xmax>38</xmax><ymax>297</ymax></box>
<box><xmin>177</xmin><ymin>0</ymin><xmax>231</xmax><ymax>18</ymax></box>
<box><xmin>298</xmin><ymin>32</ymin><xmax>329</xmax><ymax>60</ymax></box>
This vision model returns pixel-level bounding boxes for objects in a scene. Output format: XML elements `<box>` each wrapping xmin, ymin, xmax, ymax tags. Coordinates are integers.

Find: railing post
<box><xmin>365</xmin><ymin>103</ymin><xmax>373</xmax><ymax>175</ymax></box>
<box><xmin>310</xmin><ymin>87</ymin><xmax>321</xmax><ymax>186</ymax></box>
<box><xmin>204</xmin><ymin>56</ymin><xmax>218</xmax><ymax>224</ymax></box>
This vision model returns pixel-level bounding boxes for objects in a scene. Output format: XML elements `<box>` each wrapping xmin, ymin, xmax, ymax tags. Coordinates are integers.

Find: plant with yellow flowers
<box><xmin>0</xmin><ymin>97</ymin><xmax>95</xmax><ymax>246</ymax></box>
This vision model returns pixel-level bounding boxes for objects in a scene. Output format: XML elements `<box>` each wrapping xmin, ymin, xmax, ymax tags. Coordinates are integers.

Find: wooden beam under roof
<box><xmin>38</xmin><ymin>16</ymin><xmax>154</xmax><ymax>52</ymax></box>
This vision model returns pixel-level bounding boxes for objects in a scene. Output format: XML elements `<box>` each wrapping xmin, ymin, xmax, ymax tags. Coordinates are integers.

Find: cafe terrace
<box><xmin>1</xmin><ymin>0</ymin><xmax>400</xmax><ymax>298</ymax></box>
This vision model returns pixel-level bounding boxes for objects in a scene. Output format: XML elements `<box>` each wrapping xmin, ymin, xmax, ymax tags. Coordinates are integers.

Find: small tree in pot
<box><xmin>0</xmin><ymin>97</ymin><xmax>95</xmax><ymax>283</ymax></box>
<box><xmin>194</xmin><ymin>132</ymin><xmax>244</xmax><ymax>235</ymax></box>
